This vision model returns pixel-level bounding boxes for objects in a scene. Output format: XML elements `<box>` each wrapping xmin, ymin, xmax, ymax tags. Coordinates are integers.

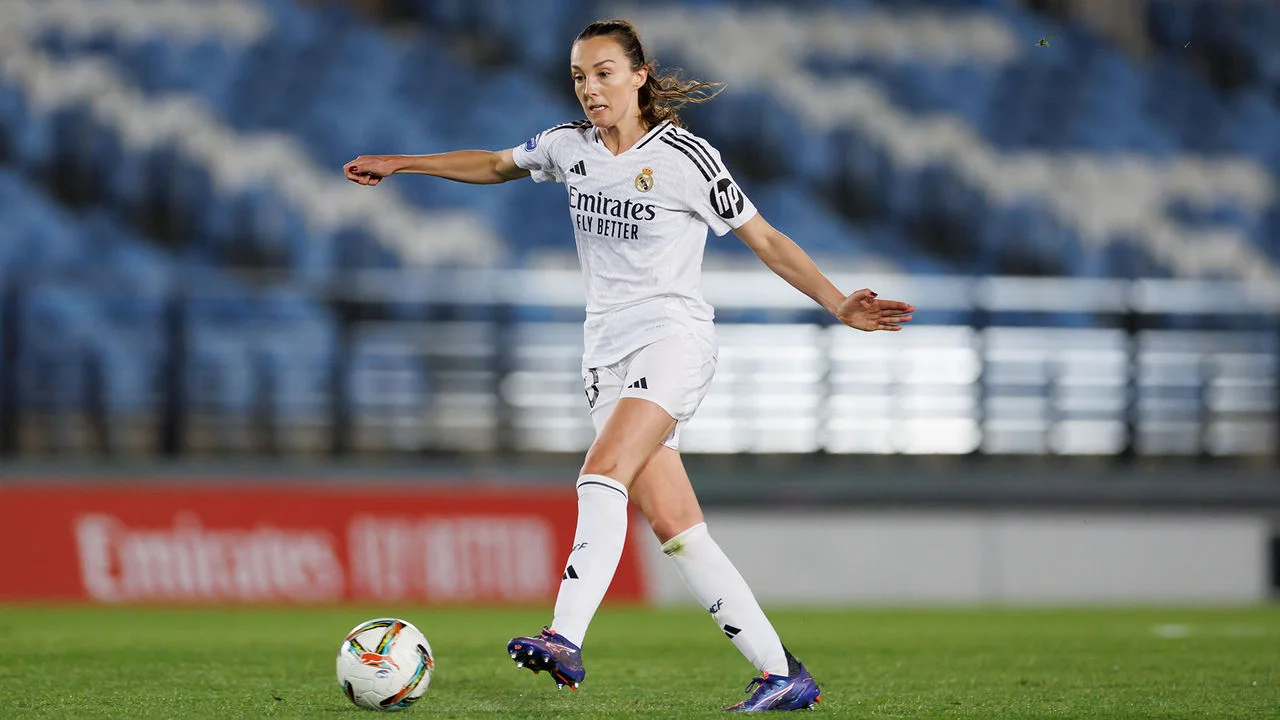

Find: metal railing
<box><xmin>3</xmin><ymin>270</ymin><xmax>1278</xmax><ymax>460</ymax></box>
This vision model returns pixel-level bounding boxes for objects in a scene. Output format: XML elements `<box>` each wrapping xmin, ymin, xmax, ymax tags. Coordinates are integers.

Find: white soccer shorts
<box><xmin>582</xmin><ymin>334</ymin><xmax>717</xmax><ymax>450</ymax></box>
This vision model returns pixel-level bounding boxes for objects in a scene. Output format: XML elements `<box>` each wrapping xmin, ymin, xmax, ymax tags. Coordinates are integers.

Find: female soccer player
<box><xmin>345</xmin><ymin>19</ymin><xmax>914</xmax><ymax>712</ymax></box>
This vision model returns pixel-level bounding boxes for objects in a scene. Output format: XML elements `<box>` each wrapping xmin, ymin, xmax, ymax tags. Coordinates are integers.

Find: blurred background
<box><xmin>0</xmin><ymin>0</ymin><xmax>1278</xmax><ymax>606</ymax></box>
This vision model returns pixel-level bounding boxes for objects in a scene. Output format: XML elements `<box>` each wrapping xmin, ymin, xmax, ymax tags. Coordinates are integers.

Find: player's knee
<box><xmin>579</xmin><ymin>447</ymin><xmax>638</xmax><ymax>486</ymax></box>
<box><xmin>647</xmin><ymin>516</ymin><xmax>685</xmax><ymax>545</ymax></box>
<box><xmin>645</xmin><ymin>508</ymin><xmax>703</xmax><ymax>545</ymax></box>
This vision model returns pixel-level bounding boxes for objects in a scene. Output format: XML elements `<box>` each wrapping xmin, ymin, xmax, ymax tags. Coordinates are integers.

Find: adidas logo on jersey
<box><xmin>626</xmin><ymin>377</ymin><xmax>648</xmax><ymax>390</ymax></box>
<box><xmin>569</xmin><ymin>160</ymin><xmax>587</xmax><ymax>176</ymax></box>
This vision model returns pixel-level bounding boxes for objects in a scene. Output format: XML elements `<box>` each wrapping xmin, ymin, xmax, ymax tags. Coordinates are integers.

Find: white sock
<box><xmin>550</xmin><ymin>474</ymin><xmax>630</xmax><ymax>647</ymax></box>
<box><xmin>662</xmin><ymin>522</ymin><xmax>790</xmax><ymax>676</ymax></box>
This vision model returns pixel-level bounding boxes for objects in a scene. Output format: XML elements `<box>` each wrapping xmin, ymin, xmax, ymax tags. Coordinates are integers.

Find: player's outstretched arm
<box><xmin>733</xmin><ymin>213</ymin><xmax>915</xmax><ymax>332</ymax></box>
<box><xmin>344</xmin><ymin>148</ymin><xmax>530</xmax><ymax>186</ymax></box>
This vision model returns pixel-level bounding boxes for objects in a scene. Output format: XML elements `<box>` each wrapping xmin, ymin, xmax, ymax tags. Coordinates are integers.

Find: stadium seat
<box><xmin>184</xmin><ymin>320</ymin><xmax>258</xmax><ymax>454</ymax></box>
<box><xmin>346</xmin><ymin>327</ymin><xmax>432</xmax><ymax>452</ymax></box>
<box><xmin>14</xmin><ymin>283</ymin><xmax>98</xmax><ymax>452</ymax></box>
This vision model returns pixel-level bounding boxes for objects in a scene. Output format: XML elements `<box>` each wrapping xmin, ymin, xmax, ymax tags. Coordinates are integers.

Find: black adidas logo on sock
<box><xmin>562</xmin><ymin>565</ymin><xmax>579</xmax><ymax>580</ymax></box>
<box><xmin>626</xmin><ymin>377</ymin><xmax>648</xmax><ymax>390</ymax></box>
<box><xmin>569</xmin><ymin>160</ymin><xmax>587</xmax><ymax>176</ymax></box>
<box><xmin>722</xmin><ymin>624</ymin><xmax>741</xmax><ymax>639</ymax></box>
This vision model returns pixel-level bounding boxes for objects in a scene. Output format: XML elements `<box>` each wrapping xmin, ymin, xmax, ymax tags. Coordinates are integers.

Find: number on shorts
<box><xmin>584</xmin><ymin>368</ymin><xmax>600</xmax><ymax>409</ymax></box>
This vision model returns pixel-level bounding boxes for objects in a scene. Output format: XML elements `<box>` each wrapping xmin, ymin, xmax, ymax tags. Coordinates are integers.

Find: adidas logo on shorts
<box><xmin>625</xmin><ymin>377</ymin><xmax>648</xmax><ymax>390</ymax></box>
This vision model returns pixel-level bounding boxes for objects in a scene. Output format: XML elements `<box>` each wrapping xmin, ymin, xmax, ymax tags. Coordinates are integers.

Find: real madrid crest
<box><xmin>634</xmin><ymin>167</ymin><xmax>654</xmax><ymax>192</ymax></box>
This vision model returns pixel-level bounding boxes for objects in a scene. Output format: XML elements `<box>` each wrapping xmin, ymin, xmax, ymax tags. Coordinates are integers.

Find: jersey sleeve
<box><xmin>512</xmin><ymin>124</ymin><xmax>571</xmax><ymax>184</ymax></box>
<box><xmin>679</xmin><ymin>138</ymin><xmax>758</xmax><ymax>236</ymax></box>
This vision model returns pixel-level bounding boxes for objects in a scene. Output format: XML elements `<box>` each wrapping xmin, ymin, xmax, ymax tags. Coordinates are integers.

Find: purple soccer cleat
<box><xmin>724</xmin><ymin>660</ymin><xmax>821</xmax><ymax>712</ymax></box>
<box><xmin>507</xmin><ymin>627</ymin><xmax>586</xmax><ymax>690</ymax></box>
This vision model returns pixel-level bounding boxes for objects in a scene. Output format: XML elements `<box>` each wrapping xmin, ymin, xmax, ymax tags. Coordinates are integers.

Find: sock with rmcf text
<box><xmin>662</xmin><ymin>521</ymin><xmax>791</xmax><ymax>677</ymax></box>
<box><xmin>549</xmin><ymin>474</ymin><xmax>630</xmax><ymax>648</ymax></box>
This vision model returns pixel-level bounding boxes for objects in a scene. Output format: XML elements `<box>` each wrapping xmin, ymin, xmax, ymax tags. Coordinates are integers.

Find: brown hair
<box><xmin>574</xmin><ymin>19</ymin><xmax>723</xmax><ymax>129</ymax></box>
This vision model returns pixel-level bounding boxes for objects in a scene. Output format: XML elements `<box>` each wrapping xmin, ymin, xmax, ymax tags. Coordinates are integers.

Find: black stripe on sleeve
<box><xmin>576</xmin><ymin>480</ymin><xmax>628</xmax><ymax>499</ymax></box>
<box><xmin>669</xmin><ymin>129</ymin><xmax>722</xmax><ymax>175</ymax></box>
<box><xmin>634</xmin><ymin>121</ymin><xmax>672</xmax><ymax>150</ymax></box>
<box><xmin>661</xmin><ymin>135</ymin><xmax>713</xmax><ymax>181</ymax></box>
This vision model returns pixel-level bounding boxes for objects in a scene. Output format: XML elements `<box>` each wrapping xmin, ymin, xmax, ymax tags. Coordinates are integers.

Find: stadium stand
<box><xmin>0</xmin><ymin>0</ymin><xmax>1276</xmax><ymax>457</ymax></box>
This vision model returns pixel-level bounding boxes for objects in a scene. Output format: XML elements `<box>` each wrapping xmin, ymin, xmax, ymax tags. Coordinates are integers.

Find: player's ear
<box><xmin>633</xmin><ymin>65</ymin><xmax>648</xmax><ymax>90</ymax></box>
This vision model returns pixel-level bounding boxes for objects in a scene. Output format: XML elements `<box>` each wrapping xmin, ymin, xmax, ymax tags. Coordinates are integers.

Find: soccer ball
<box><xmin>336</xmin><ymin>618</ymin><xmax>435</xmax><ymax>711</ymax></box>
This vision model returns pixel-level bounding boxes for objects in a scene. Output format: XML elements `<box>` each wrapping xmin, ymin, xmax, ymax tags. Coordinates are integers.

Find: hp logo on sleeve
<box><xmin>710</xmin><ymin>177</ymin><xmax>744</xmax><ymax>219</ymax></box>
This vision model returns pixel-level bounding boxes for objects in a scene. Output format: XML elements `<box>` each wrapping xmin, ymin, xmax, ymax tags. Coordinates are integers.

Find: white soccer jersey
<box><xmin>512</xmin><ymin>119</ymin><xmax>758</xmax><ymax>366</ymax></box>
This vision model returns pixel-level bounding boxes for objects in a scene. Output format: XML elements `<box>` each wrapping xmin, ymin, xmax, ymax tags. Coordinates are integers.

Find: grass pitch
<box><xmin>1</xmin><ymin>605</ymin><xmax>1277</xmax><ymax>718</ymax></box>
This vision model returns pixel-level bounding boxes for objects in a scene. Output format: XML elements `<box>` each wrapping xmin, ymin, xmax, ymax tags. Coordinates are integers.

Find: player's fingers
<box><xmin>876</xmin><ymin>300</ymin><xmax>914</xmax><ymax>312</ymax></box>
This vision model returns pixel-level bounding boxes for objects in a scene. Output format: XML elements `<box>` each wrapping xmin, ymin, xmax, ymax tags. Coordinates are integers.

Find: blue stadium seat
<box><xmin>94</xmin><ymin>333</ymin><xmax>164</xmax><ymax>418</ymax></box>
<box><xmin>751</xmin><ymin>184</ymin><xmax>874</xmax><ymax>258</ymax></box>
<box><xmin>346</xmin><ymin>328</ymin><xmax>431</xmax><ymax>445</ymax></box>
<box><xmin>16</xmin><ymin>285</ymin><xmax>97</xmax><ymax>415</ymax></box>
<box><xmin>185</xmin><ymin>321</ymin><xmax>257</xmax><ymax>420</ymax></box>
<box><xmin>257</xmin><ymin>315</ymin><xmax>335</xmax><ymax>431</ymax></box>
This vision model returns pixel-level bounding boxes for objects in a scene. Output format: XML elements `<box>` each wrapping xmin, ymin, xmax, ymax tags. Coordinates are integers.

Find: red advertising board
<box><xmin>0</xmin><ymin>483</ymin><xmax>648</xmax><ymax>605</ymax></box>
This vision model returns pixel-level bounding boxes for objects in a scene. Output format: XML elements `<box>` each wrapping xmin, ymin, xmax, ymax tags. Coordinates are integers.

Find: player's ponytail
<box><xmin>575</xmin><ymin>20</ymin><xmax>723</xmax><ymax>129</ymax></box>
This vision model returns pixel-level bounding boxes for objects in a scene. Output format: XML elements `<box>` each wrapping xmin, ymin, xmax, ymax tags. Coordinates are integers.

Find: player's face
<box><xmin>570</xmin><ymin>37</ymin><xmax>646</xmax><ymax>129</ymax></box>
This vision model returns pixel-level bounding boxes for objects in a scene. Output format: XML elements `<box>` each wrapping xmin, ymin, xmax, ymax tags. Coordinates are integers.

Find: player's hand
<box><xmin>835</xmin><ymin>288</ymin><xmax>914</xmax><ymax>331</ymax></box>
<box><xmin>344</xmin><ymin>155</ymin><xmax>396</xmax><ymax>186</ymax></box>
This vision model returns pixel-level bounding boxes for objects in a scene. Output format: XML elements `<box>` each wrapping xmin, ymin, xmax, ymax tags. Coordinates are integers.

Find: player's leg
<box><xmin>547</xmin><ymin>334</ymin><xmax>718</xmax><ymax>647</ymax></box>
<box><xmin>629</xmin><ymin>447</ymin><xmax>821</xmax><ymax>710</ymax></box>
<box><xmin>547</xmin><ymin>395</ymin><xmax>674</xmax><ymax>645</ymax></box>
<box><xmin>508</xmin><ymin>354</ymin><xmax>681</xmax><ymax>689</ymax></box>
<box><xmin>625</xmin><ymin>443</ymin><xmax>703</xmax><ymax>544</ymax></box>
